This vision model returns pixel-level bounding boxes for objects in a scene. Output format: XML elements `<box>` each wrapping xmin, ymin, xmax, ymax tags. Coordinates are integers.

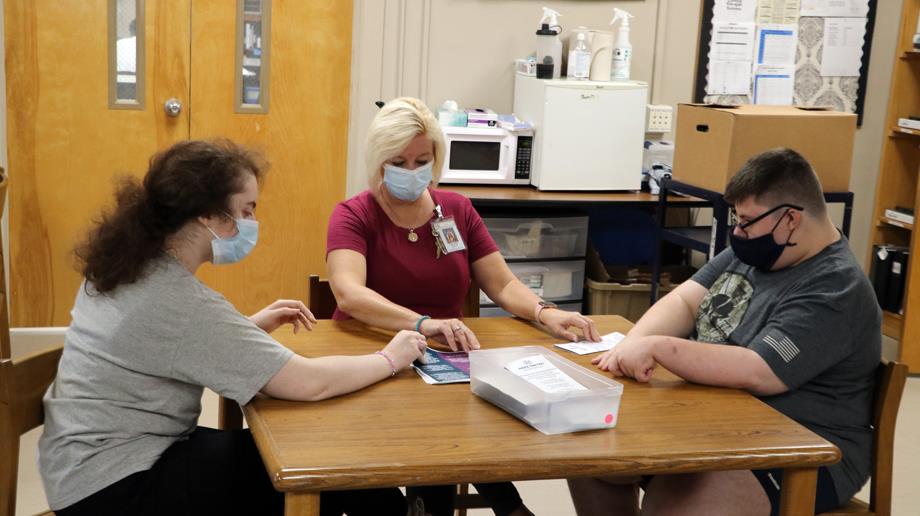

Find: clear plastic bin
<box><xmin>479</xmin><ymin>260</ymin><xmax>585</xmax><ymax>304</ymax></box>
<box><xmin>484</xmin><ymin>216</ymin><xmax>589</xmax><ymax>259</ymax></box>
<box><xmin>479</xmin><ymin>302</ymin><xmax>582</xmax><ymax>318</ymax></box>
<box><xmin>470</xmin><ymin>346</ymin><xmax>623</xmax><ymax>434</ymax></box>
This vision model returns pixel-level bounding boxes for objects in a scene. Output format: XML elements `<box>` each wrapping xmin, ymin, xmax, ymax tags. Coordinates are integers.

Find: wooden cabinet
<box><xmin>868</xmin><ymin>0</ymin><xmax>920</xmax><ymax>371</ymax></box>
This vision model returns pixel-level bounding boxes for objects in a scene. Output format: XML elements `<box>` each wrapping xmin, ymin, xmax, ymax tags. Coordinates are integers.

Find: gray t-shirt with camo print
<box><xmin>691</xmin><ymin>235</ymin><xmax>880</xmax><ymax>504</ymax></box>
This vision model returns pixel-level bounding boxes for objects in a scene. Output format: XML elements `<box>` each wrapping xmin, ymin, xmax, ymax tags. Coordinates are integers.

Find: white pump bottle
<box><xmin>610</xmin><ymin>8</ymin><xmax>634</xmax><ymax>81</ymax></box>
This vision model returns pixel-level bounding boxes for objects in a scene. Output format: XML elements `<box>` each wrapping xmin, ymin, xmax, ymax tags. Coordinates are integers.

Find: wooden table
<box><xmin>244</xmin><ymin>316</ymin><xmax>840</xmax><ymax>516</ymax></box>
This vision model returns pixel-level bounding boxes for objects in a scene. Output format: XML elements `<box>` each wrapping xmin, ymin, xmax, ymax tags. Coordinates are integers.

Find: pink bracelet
<box><xmin>375</xmin><ymin>351</ymin><xmax>397</xmax><ymax>377</ymax></box>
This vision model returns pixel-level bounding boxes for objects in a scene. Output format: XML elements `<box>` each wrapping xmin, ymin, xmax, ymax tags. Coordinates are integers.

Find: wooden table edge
<box><xmin>259</xmin><ymin>447</ymin><xmax>840</xmax><ymax>492</ymax></box>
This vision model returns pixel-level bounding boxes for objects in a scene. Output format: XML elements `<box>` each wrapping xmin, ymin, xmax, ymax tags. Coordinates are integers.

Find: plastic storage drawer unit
<box><xmin>479</xmin><ymin>302</ymin><xmax>582</xmax><ymax>318</ymax></box>
<box><xmin>483</xmin><ymin>216</ymin><xmax>589</xmax><ymax>259</ymax></box>
<box><xmin>469</xmin><ymin>346</ymin><xmax>623</xmax><ymax>435</ymax></box>
<box><xmin>480</xmin><ymin>260</ymin><xmax>586</xmax><ymax>305</ymax></box>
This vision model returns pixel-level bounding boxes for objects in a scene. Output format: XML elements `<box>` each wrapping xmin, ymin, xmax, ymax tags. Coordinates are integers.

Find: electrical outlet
<box><xmin>646</xmin><ymin>104</ymin><xmax>674</xmax><ymax>133</ymax></box>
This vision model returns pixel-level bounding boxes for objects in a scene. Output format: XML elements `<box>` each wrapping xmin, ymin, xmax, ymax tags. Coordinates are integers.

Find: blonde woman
<box><xmin>325</xmin><ymin>98</ymin><xmax>601</xmax><ymax>515</ymax></box>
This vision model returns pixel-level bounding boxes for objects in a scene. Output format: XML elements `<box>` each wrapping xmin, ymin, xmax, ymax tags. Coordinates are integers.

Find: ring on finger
<box><xmin>453</xmin><ymin>325</ymin><xmax>462</xmax><ymax>332</ymax></box>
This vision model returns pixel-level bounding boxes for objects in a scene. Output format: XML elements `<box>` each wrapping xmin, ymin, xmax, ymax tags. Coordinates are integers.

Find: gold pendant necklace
<box><xmin>380</xmin><ymin>191</ymin><xmax>422</xmax><ymax>243</ymax></box>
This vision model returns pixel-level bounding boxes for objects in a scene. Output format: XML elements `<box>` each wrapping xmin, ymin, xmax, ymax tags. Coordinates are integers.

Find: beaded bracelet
<box><xmin>414</xmin><ymin>315</ymin><xmax>431</xmax><ymax>333</ymax></box>
<box><xmin>375</xmin><ymin>350</ymin><xmax>398</xmax><ymax>377</ymax></box>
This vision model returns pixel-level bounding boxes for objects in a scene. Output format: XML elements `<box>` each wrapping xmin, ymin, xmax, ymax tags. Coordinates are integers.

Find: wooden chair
<box><xmin>818</xmin><ymin>360</ymin><xmax>908</xmax><ymax>516</ymax></box>
<box><xmin>0</xmin><ymin>346</ymin><xmax>62</xmax><ymax>516</ymax></box>
<box><xmin>0</xmin><ymin>166</ymin><xmax>58</xmax><ymax>516</ymax></box>
<box><xmin>308</xmin><ymin>274</ymin><xmax>338</xmax><ymax>319</ymax></box>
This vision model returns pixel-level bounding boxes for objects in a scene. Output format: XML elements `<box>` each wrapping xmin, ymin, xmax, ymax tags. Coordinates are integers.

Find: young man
<box><xmin>569</xmin><ymin>148</ymin><xmax>881</xmax><ymax>516</ymax></box>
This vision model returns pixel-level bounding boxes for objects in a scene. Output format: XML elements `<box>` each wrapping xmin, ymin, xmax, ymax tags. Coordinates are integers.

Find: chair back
<box><xmin>309</xmin><ymin>274</ymin><xmax>481</xmax><ymax>319</ymax></box>
<box><xmin>866</xmin><ymin>360</ymin><xmax>908</xmax><ymax>516</ymax></box>
<box><xmin>308</xmin><ymin>275</ymin><xmax>338</xmax><ymax>319</ymax></box>
<box><xmin>0</xmin><ymin>344</ymin><xmax>63</xmax><ymax>516</ymax></box>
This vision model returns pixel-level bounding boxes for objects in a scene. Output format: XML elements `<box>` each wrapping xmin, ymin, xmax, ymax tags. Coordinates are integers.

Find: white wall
<box><xmin>346</xmin><ymin>0</ymin><xmax>900</xmax><ymax>269</ymax></box>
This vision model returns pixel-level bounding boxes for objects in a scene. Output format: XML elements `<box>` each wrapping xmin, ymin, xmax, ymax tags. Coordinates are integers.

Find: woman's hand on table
<box><xmin>382</xmin><ymin>330</ymin><xmax>428</xmax><ymax>369</ymax></box>
<box><xmin>592</xmin><ymin>334</ymin><xmax>658</xmax><ymax>382</ymax></box>
<box><xmin>250</xmin><ymin>299</ymin><xmax>317</xmax><ymax>334</ymax></box>
<box><xmin>540</xmin><ymin>309</ymin><xmax>602</xmax><ymax>343</ymax></box>
<box><xmin>419</xmin><ymin>318</ymin><xmax>481</xmax><ymax>352</ymax></box>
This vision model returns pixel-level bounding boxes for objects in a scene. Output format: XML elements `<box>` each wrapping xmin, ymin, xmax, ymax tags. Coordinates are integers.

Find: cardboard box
<box><xmin>673</xmin><ymin>104</ymin><xmax>856</xmax><ymax>193</ymax></box>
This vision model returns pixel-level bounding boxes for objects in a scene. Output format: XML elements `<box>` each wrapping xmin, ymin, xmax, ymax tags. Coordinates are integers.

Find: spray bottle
<box><xmin>535</xmin><ymin>6</ymin><xmax>563</xmax><ymax>79</ymax></box>
<box><xmin>610</xmin><ymin>8</ymin><xmax>634</xmax><ymax>81</ymax></box>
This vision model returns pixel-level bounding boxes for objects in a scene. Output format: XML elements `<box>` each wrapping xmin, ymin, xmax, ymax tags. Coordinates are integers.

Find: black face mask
<box><xmin>729</xmin><ymin>204</ymin><xmax>802</xmax><ymax>272</ymax></box>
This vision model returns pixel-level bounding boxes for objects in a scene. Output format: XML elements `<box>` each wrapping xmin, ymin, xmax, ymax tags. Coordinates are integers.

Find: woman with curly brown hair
<box><xmin>38</xmin><ymin>139</ymin><xmax>423</xmax><ymax>516</ymax></box>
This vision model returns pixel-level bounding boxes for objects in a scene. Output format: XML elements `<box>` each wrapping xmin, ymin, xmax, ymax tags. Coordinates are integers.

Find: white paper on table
<box><xmin>505</xmin><ymin>354</ymin><xmax>588</xmax><ymax>394</ymax></box>
<box><xmin>758</xmin><ymin>0</ymin><xmax>801</xmax><ymax>24</ymax></box>
<box><xmin>800</xmin><ymin>0</ymin><xmax>869</xmax><ymax>18</ymax></box>
<box><xmin>714</xmin><ymin>0</ymin><xmax>758</xmax><ymax>23</ymax></box>
<box><xmin>820</xmin><ymin>17</ymin><xmax>867</xmax><ymax>77</ymax></box>
<box><xmin>754</xmin><ymin>24</ymin><xmax>798</xmax><ymax>65</ymax></box>
<box><xmin>710</xmin><ymin>22</ymin><xmax>756</xmax><ymax>61</ymax></box>
<box><xmin>707</xmin><ymin>60</ymin><xmax>753</xmax><ymax>95</ymax></box>
<box><xmin>555</xmin><ymin>332</ymin><xmax>626</xmax><ymax>355</ymax></box>
<box><xmin>753</xmin><ymin>64</ymin><xmax>795</xmax><ymax>105</ymax></box>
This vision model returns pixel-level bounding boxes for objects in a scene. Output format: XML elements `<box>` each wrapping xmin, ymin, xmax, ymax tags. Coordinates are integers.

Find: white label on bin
<box><xmin>555</xmin><ymin>332</ymin><xmax>626</xmax><ymax>355</ymax></box>
<box><xmin>505</xmin><ymin>354</ymin><xmax>588</xmax><ymax>394</ymax></box>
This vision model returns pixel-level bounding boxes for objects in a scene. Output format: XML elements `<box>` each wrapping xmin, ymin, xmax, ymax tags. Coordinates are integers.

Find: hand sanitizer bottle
<box><xmin>570</xmin><ymin>33</ymin><xmax>591</xmax><ymax>80</ymax></box>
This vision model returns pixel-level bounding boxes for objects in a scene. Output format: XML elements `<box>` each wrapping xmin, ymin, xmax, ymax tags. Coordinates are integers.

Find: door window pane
<box><xmin>109</xmin><ymin>0</ymin><xmax>145</xmax><ymax>109</ymax></box>
<box><xmin>235</xmin><ymin>0</ymin><xmax>271</xmax><ymax>113</ymax></box>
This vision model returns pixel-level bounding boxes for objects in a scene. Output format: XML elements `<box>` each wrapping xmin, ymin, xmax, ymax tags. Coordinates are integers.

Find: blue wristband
<box><xmin>414</xmin><ymin>315</ymin><xmax>431</xmax><ymax>332</ymax></box>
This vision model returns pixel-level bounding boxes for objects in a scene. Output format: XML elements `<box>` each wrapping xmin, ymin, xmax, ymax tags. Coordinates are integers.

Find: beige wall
<box><xmin>849</xmin><ymin>0</ymin><xmax>902</xmax><ymax>267</ymax></box>
<box><xmin>347</xmin><ymin>0</ymin><xmax>901</xmax><ymax>268</ymax></box>
<box><xmin>346</xmin><ymin>0</ymin><xmax>695</xmax><ymax>196</ymax></box>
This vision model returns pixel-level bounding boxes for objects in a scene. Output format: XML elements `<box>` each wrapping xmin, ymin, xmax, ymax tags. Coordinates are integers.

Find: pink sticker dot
<box><xmin>604</xmin><ymin>413</ymin><xmax>614</xmax><ymax>424</ymax></box>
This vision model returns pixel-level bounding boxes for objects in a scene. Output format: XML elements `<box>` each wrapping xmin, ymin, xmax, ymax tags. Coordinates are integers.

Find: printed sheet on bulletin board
<box><xmin>693</xmin><ymin>0</ymin><xmax>877</xmax><ymax>125</ymax></box>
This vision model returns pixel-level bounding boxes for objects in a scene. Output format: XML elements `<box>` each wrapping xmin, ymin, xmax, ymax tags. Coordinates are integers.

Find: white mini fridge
<box><xmin>513</xmin><ymin>74</ymin><xmax>647</xmax><ymax>191</ymax></box>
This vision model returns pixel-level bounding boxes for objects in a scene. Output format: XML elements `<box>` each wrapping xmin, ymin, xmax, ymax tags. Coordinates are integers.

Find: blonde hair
<box><xmin>365</xmin><ymin>97</ymin><xmax>445</xmax><ymax>190</ymax></box>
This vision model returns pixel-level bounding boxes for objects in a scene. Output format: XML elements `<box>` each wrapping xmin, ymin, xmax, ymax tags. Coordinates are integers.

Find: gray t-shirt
<box><xmin>691</xmin><ymin>235</ymin><xmax>880</xmax><ymax>504</ymax></box>
<box><xmin>38</xmin><ymin>256</ymin><xmax>294</xmax><ymax>510</ymax></box>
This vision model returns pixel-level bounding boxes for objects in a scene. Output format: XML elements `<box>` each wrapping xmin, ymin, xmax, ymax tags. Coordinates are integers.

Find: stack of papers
<box><xmin>555</xmin><ymin>332</ymin><xmax>626</xmax><ymax>355</ymax></box>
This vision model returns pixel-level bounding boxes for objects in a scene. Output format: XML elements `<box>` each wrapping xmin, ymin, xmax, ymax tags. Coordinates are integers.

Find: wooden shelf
<box><xmin>871</xmin><ymin>1</ymin><xmax>920</xmax><ymax>371</ymax></box>
<box><xmin>882</xmin><ymin>310</ymin><xmax>903</xmax><ymax>339</ymax></box>
<box><xmin>889</xmin><ymin>126</ymin><xmax>920</xmax><ymax>138</ymax></box>
<box><xmin>878</xmin><ymin>216</ymin><xmax>914</xmax><ymax>231</ymax></box>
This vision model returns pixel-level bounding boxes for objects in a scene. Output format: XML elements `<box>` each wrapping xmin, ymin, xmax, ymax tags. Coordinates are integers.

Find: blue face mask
<box><xmin>206</xmin><ymin>214</ymin><xmax>259</xmax><ymax>265</ymax></box>
<box><xmin>383</xmin><ymin>161</ymin><xmax>433</xmax><ymax>201</ymax></box>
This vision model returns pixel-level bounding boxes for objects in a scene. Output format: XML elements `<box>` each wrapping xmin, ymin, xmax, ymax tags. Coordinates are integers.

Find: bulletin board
<box><xmin>692</xmin><ymin>0</ymin><xmax>878</xmax><ymax>125</ymax></box>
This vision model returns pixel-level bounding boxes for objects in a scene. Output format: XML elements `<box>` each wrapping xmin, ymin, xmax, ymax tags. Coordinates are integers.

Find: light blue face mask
<box><xmin>206</xmin><ymin>214</ymin><xmax>259</xmax><ymax>265</ymax></box>
<box><xmin>383</xmin><ymin>161</ymin><xmax>433</xmax><ymax>201</ymax></box>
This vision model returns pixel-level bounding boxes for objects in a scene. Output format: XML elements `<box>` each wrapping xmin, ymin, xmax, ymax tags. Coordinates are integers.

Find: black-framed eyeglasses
<box><xmin>730</xmin><ymin>203</ymin><xmax>804</xmax><ymax>233</ymax></box>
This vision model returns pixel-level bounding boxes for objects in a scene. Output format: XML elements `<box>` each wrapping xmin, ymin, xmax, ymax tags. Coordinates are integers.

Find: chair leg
<box><xmin>456</xmin><ymin>483</ymin><xmax>469</xmax><ymax>516</ymax></box>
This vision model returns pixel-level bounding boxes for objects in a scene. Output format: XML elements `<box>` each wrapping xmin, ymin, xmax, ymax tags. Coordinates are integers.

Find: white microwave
<box><xmin>438</xmin><ymin>126</ymin><xmax>533</xmax><ymax>185</ymax></box>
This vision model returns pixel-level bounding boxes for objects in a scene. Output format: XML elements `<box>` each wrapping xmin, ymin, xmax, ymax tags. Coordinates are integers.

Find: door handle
<box><xmin>163</xmin><ymin>98</ymin><xmax>182</xmax><ymax>117</ymax></box>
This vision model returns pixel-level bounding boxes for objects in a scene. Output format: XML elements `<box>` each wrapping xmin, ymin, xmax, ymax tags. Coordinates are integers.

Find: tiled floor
<box><xmin>15</xmin><ymin>377</ymin><xmax>920</xmax><ymax>515</ymax></box>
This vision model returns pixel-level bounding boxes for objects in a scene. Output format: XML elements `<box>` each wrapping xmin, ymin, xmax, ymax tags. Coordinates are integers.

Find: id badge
<box><xmin>431</xmin><ymin>216</ymin><xmax>466</xmax><ymax>255</ymax></box>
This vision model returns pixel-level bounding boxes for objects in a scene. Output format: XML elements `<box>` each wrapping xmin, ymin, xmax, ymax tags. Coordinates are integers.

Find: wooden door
<box><xmin>189</xmin><ymin>1</ymin><xmax>351</xmax><ymax>316</ymax></box>
<box><xmin>5</xmin><ymin>0</ymin><xmax>191</xmax><ymax>326</ymax></box>
<box><xmin>5</xmin><ymin>1</ymin><xmax>352</xmax><ymax>325</ymax></box>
